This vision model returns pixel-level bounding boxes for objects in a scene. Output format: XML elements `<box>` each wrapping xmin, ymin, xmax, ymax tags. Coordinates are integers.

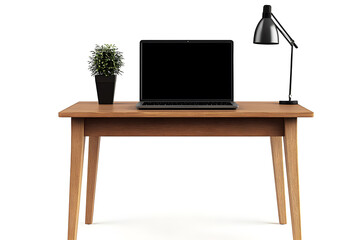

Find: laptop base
<box><xmin>136</xmin><ymin>101</ymin><xmax>238</xmax><ymax>110</ymax></box>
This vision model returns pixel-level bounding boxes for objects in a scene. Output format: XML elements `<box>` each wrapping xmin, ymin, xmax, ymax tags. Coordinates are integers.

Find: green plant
<box><xmin>88</xmin><ymin>44</ymin><xmax>124</xmax><ymax>76</ymax></box>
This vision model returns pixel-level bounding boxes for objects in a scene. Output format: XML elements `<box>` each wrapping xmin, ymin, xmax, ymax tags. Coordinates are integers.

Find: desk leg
<box><xmin>283</xmin><ymin>118</ymin><xmax>301</xmax><ymax>240</ymax></box>
<box><xmin>68</xmin><ymin>118</ymin><xmax>85</xmax><ymax>240</ymax></box>
<box><xmin>85</xmin><ymin>136</ymin><xmax>100</xmax><ymax>224</ymax></box>
<box><xmin>270</xmin><ymin>136</ymin><xmax>287</xmax><ymax>225</ymax></box>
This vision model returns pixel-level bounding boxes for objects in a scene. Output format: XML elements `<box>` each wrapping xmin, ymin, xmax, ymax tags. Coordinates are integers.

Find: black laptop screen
<box><xmin>140</xmin><ymin>40</ymin><xmax>233</xmax><ymax>100</ymax></box>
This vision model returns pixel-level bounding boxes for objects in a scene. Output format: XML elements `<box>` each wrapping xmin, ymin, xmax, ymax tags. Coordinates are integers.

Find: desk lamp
<box><xmin>254</xmin><ymin>5</ymin><xmax>298</xmax><ymax>104</ymax></box>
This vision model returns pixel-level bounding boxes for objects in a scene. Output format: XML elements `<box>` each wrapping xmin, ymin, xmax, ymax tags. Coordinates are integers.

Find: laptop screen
<box><xmin>140</xmin><ymin>40</ymin><xmax>233</xmax><ymax>101</ymax></box>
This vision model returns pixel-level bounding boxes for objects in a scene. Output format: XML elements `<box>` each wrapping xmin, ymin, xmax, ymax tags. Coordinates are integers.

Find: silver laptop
<box><xmin>136</xmin><ymin>40</ymin><xmax>238</xmax><ymax>109</ymax></box>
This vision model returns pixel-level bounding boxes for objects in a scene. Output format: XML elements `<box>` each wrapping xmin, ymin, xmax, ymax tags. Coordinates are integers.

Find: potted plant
<box><xmin>88</xmin><ymin>44</ymin><xmax>124</xmax><ymax>104</ymax></box>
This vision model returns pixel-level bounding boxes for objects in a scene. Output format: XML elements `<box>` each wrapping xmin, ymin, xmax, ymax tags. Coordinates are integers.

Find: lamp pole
<box><xmin>271</xmin><ymin>13</ymin><xmax>298</xmax><ymax>104</ymax></box>
<box><xmin>289</xmin><ymin>44</ymin><xmax>294</xmax><ymax>102</ymax></box>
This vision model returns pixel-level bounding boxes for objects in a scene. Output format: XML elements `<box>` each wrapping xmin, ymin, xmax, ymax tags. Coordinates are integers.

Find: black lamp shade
<box><xmin>253</xmin><ymin>18</ymin><xmax>279</xmax><ymax>44</ymax></box>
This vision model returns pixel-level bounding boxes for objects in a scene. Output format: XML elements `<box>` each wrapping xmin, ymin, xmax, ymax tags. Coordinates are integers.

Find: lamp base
<box><xmin>279</xmin><ymin>100</ymin><xmax>298</xmax><ymax>105</ymax></box>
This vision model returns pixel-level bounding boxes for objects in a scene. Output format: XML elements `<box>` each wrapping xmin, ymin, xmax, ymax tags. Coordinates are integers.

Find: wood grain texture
<box><xmin>85</xmin><ymin>136</ymin><xmax>100</xmax><ymax>224</ymax></box>
<box><xmin>68</xmin><ymin>118</ymin><xmax>85</xmax><ymax>240</ymax></box>
<box><xmin>283</xmin><ymin>118</ymin><xmax>301</xmax><ymax>240</ymax></box>
<box><xmin>84</xmin><ymin>118</ymin><xmax>284</xmax><ymax>136</ymax></box>
<box><xmin>270</xmin><ymin>136</ymin><xmax>287</xmax><ymax>225</ymax></box>
<box><xmin>59</xmin><ymin>101</ymin><xmax>314</xmax><ymax>118</ymax></box>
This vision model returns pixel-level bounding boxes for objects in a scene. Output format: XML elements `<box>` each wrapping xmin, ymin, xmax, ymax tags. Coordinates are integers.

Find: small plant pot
<box><xmin>95</xmin><ymin>75</ymin><xmax>117</xmax><ymax>104</ymax></box>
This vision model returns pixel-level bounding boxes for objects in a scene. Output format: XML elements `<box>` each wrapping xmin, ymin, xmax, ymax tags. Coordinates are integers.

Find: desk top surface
<box><xmin>59</xmin><ymin>102</ymin><xmax>313</xmax><ymax>118</ymax></box>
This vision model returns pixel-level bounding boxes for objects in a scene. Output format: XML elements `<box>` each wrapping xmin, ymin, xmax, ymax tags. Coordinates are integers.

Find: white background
<box><xmin>1</xmin><ymin>0</ymin><xmax>360</xmax><ymax>239</ymax></box>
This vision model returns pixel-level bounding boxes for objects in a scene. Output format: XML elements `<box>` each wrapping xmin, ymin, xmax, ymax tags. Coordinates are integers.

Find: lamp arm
<box><xmin>271</xmin><ymin>13</ymin><xmax>298</xmax><ymax>103</ymax></box>
<box><xmin>271</xmin><ymin>13</ymin><xmax>298</xmax><ymax>48</ymax></box>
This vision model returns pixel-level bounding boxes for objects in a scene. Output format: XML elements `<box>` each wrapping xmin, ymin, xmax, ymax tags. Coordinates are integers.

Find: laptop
<box><xmin>136</xmin><ymin>40</ymin><xmax>238</xmax><ymax>109</ymax></box>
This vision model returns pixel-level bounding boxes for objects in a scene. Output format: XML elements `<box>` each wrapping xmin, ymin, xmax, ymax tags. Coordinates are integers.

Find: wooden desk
<box><xmin>59</xmin><ymin>101</ymin><xmax>313</xmax><ymax>240</ymax></box>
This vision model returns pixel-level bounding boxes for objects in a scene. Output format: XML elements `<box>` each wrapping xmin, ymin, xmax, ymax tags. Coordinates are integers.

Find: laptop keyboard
<box><xmin>142</xmin><ymin>101</ymin><xmax>233</xmax><ymax>106</ymax></box>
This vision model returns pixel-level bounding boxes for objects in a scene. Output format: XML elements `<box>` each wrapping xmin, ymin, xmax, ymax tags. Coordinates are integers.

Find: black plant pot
<box><xmin>95</xmin><ymin>75</ymin><xmax>117</xmax><ymax>104</ymax></box>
